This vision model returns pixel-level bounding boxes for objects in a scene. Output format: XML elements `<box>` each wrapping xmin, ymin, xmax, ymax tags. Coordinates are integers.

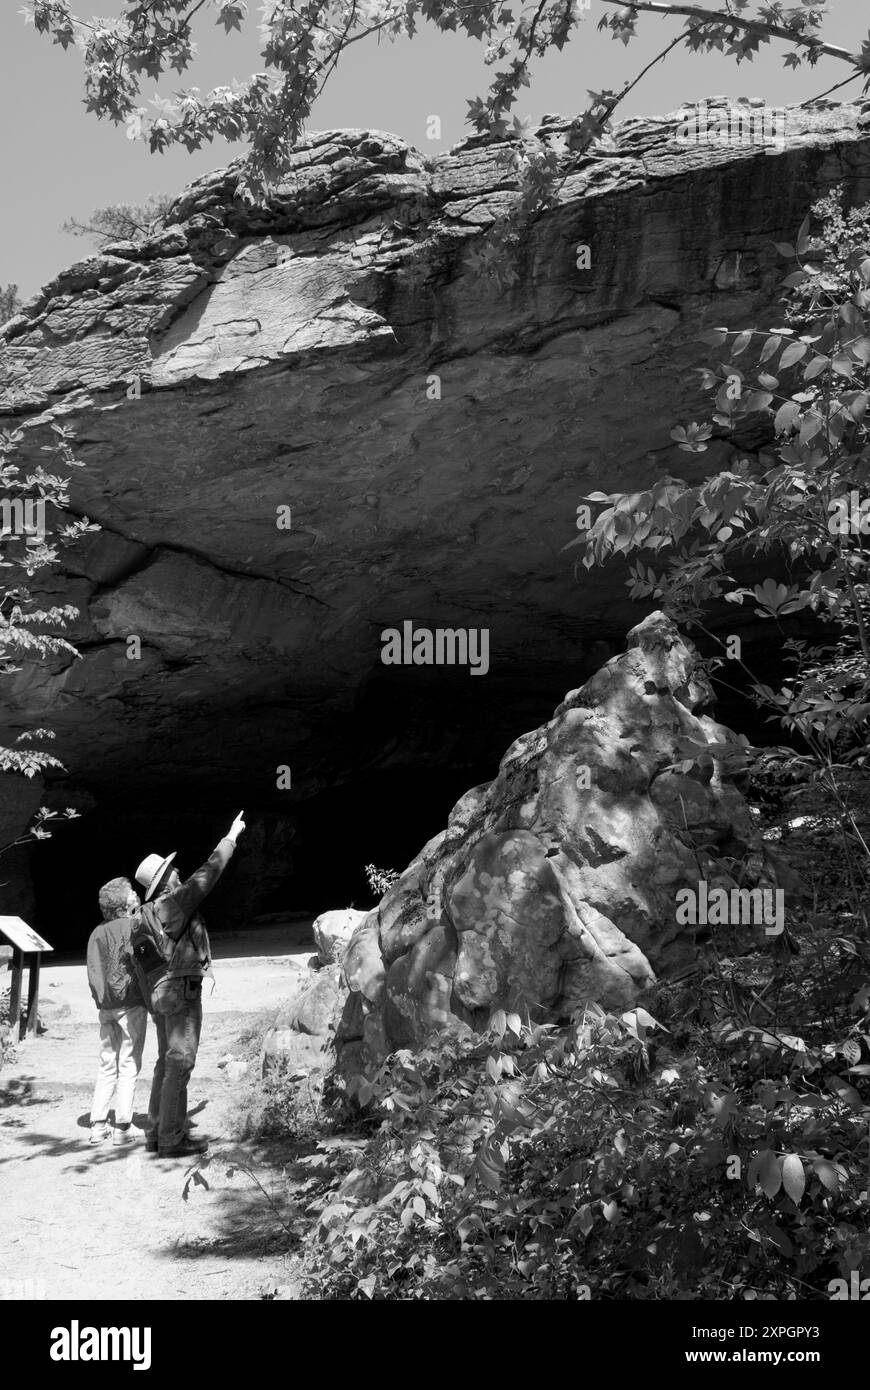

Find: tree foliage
<box><xmin>0</xmin><ymin>286</ymin><xmax>22</xmax><ymax>326</ymax></box>
<box><xmin>283</xmin><ymin>962</ymin><xmax>870</xmax><ymax>1299</ymax></box>
<box><xmin>60</xmin><ymin>192</ymin><xmax>176</xmax><ymax>247</ymax></box>
<box><xmin>20</xmin><ymin>1</ymin><xmax>870</xmax><ymax>205</ymax></box>
<box><xmin>0</xmin><ymin>422</ymin><xmax>96</xmax><ymax>852</ymax></box>
<box><xmin>570</xmin><ymin>190</ymin><xmax>870</xmax><ymax>775</ymax></box>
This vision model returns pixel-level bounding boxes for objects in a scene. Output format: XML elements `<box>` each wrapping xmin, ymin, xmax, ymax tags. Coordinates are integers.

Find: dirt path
<box><xmin>0</xmin><ymin>922</ymin><xmax>319</xmax><ymax>1301</ymax></box>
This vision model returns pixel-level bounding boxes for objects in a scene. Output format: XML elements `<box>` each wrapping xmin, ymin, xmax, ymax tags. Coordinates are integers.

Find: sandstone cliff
<box><xmin>1</xmin><ymin>100</ymin><xmax>867</xmax><ymax>928</ymax></box>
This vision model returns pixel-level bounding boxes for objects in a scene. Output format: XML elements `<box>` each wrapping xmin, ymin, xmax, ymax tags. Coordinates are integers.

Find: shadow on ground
<box><xmin>150</xmin><ymin>1139</ymin><xmax>314</xmax><ymax>1263</ymax></box>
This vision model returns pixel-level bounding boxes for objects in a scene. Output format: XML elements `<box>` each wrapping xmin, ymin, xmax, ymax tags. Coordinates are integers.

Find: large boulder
<box><xmin>313</xmin><ymin>908</ymin><xmax>368</xmax><ymax>965</ymax></box>
<box><xmin>333</xmin><ymin>612</ymin><xmax>796</xmax><ymax>1078</ymax></box>
<box><xmin>270</xmin><ymin>963</ymin><xmax>346</xmax><ymax>1041</ymax></box>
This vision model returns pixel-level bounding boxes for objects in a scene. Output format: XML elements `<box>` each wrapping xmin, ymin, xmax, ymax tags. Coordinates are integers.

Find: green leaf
<box><xmin>803</xmin><ymin>355</ymin><xmax>829</xmax><ymax>381</ymax></box>
<box><xmin>812</xmin><ymin>1159</ymin><xmax>840</xmax><ymax>1194</ymax></box>
<box><xmin>824</xmin><ymin>1074</ymin><xmax>865</xmax><ymax>1111</ymax></box>
<box><xmin>795</xmin><ymin>214</ymin><xmax>811</xmax><ymax>256</ymax></box>
<box><xmin>781</xmin><ymin>1154</ymin><xmax>805</xmax><ymax>1205</ymax></box>
<box><xmin>852</xmin><ymin>338</ymin><xmax>870</xmax><ymax>364</ymax></box>
<box><xmin>774</xmin><ymin>400</ymin><xmax>800</xmax><ymax>434</ymax></box>
<box><xmin>842</xmin><ymin>1039</ymin><xmax>862</xmax><ymax>1066</ymax></box>
<box><xmin>780</xmin><ymin>340</ymin><xmax>809</xmax><ymax>370</ymax></box>
<box><xmin>731</xmin><ymin>330</ymin><xmax>753</xmax><ymax>357</ymax></box>
<box><xmin>759</xmin><ymin>334</ymin><xmax>781</xmax><ymax>363</ymax></box>
<box><xmin>758</xmin><ymin>1149</ymin><xmax>782</xmax><ymax>1199</ymax></box>
<box><xmin>576</xmin><ymin>1203</ymin><xmax>594</xmax><ymax>1236</ymax></box>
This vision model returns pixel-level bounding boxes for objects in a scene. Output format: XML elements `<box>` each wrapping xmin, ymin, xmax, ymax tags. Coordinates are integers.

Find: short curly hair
<box><xmin>98</xmin><ymin>876</ymin><xmax>137</xmax><ymax>922</ymax></box>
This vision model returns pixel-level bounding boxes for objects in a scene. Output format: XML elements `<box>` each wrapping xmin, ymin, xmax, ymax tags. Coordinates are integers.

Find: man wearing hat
<box><xmin>136</xmin><ymin>811</ymin><xmax>246</xmax><ymax>1158</ymax></box>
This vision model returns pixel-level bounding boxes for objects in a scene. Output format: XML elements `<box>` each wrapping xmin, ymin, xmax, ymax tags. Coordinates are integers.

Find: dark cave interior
<box><xmin>22</xmin><ymin>624</ymin><xmax>795</xmax><ymax>954</ymax></box>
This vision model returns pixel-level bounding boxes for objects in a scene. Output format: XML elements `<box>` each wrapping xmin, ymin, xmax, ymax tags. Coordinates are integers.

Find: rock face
<box><xmin>0</xmin><ymin>777</ymin><xmax>45</xmax><ymax>921</ymax></box>
<box><xmin>313</xmin><ymin>907</ymin><xmax>367</xmax><ymax>965</ymax></box>
<box><xmin>333</xmin><ymin>612</ymin><xmax>794</xmax><ymax>1078</ymax></box>
<box><xmin>1</xmin><ymin>100</ymin><xmax>866</xmax><ymax>932</ymax></box>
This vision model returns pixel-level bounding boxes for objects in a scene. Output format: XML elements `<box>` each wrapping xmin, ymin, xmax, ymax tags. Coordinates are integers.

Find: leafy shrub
<box><xmin>230</xmin><ymin>1055</ymin><xmax>321</xmax><ymax>1144</ymax></box>
<box><xmin>363</xmin><ymin>864</ymin><xmax>399</xmax><ymax>898</ymax></box>
<box><xmin>0</xmin><ymin>989</ymin><xmax>16</xmax><ymax>1072</ymax></box>
<box><xmin>299</xmin><ymin>973</ymin><xmax>870</xmax><ymax>1300</ymax></box>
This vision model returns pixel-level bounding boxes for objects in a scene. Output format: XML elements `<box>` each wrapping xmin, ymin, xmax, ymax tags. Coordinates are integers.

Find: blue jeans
<box><xmin>147</xmin><ymin>977</ymin><xmax>202</xmax><ymax>1148</ymax></box>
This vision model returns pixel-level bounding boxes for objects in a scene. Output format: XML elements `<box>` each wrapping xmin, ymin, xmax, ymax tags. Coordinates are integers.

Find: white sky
<box><xmin>1</xmin><ymin>0</ymin><xmax>868</xmax><ymax>297</ymax></box>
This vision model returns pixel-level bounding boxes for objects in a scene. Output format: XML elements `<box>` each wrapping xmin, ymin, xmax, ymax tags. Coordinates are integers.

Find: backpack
<box><xmin>96</xmin><ymin>917</ymin><xmax>140</xmax><ymax>1008</ymax></box>
<box><xmin>129</xmin><ymin>903</ymin><xmax>181</xmax><ymax>1012</ymax></box>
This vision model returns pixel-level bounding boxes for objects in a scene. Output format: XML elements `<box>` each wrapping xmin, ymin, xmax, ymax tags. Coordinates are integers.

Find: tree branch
<box><xmin>801</xmin><ymin>72</ymin><xmax>864</xmax><ymax>107</ymax></box>
<box><xmin>601</xmin><ymin>0</ymin><xmax>860</xmax><ymax>67</ymax></box>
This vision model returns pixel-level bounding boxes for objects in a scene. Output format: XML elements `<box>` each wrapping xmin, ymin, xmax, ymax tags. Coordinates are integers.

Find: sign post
<box><xmin>0</xmin><ymin>917</ymin><xmax>53</xmax><ymax>1041</ymax></box>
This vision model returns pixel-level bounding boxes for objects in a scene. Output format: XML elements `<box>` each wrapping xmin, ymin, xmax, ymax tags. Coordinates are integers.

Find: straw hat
<box><xmin>135</xmin><ymin>851</ymin><xmax>177</xmax><ymax>902</ymax></box>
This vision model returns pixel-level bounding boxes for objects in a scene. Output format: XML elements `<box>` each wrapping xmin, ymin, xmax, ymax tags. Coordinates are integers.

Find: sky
<box><xmin>1</xmin><ymin>0</ymin><xmax>869</xmax><ymax>298</ymax></box>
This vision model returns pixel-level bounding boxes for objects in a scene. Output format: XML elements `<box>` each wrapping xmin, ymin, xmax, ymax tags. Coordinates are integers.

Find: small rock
<box><xmin>293</xmin><ymin>966</ymin><xmax>344</xmax><ymax>1036</ymax></box>
<box><xmin>312</xmin><ymin>908</ymin><xmax>367</xmax><ymax>966</ymax></box>
<box><xmin>35</xmin><ymin>999</ymin><xmax>71</xmax><ymax>1027</ymax></box>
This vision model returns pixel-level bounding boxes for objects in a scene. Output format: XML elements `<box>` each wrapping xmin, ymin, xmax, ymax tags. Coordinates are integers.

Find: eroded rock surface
<box><xmin>333</xmin><ymin>612</ymin><xmax>795</xmax><ymax>1078</ymax></box>
<box><xmin>0</xmin><ymin>100</ymin><xmax>865</xmax><ymax>925</ymax></box>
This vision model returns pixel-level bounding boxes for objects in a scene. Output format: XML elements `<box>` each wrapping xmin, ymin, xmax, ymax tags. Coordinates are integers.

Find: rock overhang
<box><xmin>0</xmin><ymin>100</ymin><xmax>868</xmax><ymax>926</ymax></box>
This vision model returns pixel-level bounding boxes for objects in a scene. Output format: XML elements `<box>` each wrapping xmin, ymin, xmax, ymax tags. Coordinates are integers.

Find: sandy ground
<box><xmin>0</xmin><ymin>921</ymin><xmax>320</xmax><ymax>1302</ymax></box>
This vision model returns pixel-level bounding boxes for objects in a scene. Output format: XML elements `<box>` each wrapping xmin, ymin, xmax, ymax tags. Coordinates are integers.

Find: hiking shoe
<box><xmin>157</xmin><ymin>1136</ymin><xmax>209</xmax><ymax>1159</ymax></box>
<box><xmin>88</xmin><ymin>1122</ymin><xmax>110</xmax><ymax>1145</ymax></box>
<box><xmin>112</xmin><ymin>1126</ymin><xmax>135</xmax><ymax>1147</ymax></box>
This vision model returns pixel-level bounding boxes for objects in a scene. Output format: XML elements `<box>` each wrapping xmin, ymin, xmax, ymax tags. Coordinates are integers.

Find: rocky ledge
<box><xmin>0</xmin><ymin>99</ymin><xmax>865</xmax><ymax>926</ymax></box>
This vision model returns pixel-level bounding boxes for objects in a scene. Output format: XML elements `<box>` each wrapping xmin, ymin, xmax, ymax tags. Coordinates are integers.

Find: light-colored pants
<box><xmin>90</xmin><ymin>1005</ymin><xmax>148</xmax><ymax>1127</ymax></box>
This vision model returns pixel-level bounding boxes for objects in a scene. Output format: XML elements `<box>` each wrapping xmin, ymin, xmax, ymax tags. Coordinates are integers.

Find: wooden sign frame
<box><xmin>0</xmin><ymin>917</ymin><xmax>53</xmax><ymax>1041</ymax></box>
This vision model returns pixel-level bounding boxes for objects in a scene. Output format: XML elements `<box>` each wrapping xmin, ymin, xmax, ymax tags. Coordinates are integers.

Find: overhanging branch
<box><xmin>600</xmin><ymin>0</ymin><xmax>860</xmax><ymax>68</ymax></box>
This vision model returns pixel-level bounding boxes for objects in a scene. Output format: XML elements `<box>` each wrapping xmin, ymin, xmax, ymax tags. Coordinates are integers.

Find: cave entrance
<box><xmin>31</xmin><ymin>766</ymin><xmax>491</xmax><ymax>952</ymax></box>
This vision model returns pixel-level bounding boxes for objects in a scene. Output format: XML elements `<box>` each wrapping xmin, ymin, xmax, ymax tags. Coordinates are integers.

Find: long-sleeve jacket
<box><xmin>87</xmin><ymin>917</ymin><xmax>144</xmax><ymax>1011</ymax></box>
<box><xmin>139</xmin><ymin>836</ymin><xmax>235</xmax><ymax>980</ymax></box>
